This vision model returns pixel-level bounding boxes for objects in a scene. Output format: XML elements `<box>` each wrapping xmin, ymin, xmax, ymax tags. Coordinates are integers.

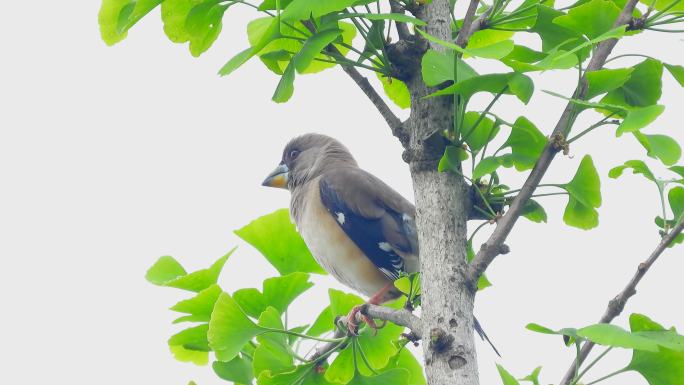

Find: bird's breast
<box><xmin>294</xmin><ymin>181</ymin><xmax>394</xmax><ymax>299</ymax></box>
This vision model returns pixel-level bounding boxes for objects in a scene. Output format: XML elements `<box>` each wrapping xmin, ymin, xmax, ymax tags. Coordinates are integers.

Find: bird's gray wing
<box><xmin>318</xmin><ymin>167</ymin><xmax>418</xmax><ymax>280</ymax></box>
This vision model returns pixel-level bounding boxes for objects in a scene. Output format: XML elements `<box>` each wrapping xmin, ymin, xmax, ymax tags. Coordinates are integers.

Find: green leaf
<box><xmin>382</xmin><ymin>349</ymin><xmax>427</xmax><ymax>385</ymax></box>
<box><xmin>563</xmin><ymin>155</ymin><xmax>601</xmax><ymax>230</ymax></box>
<box><xmin>473</xmin><ymin>154</ymin><xmax>514</xmax><ymax>179</ymax></box>
<box><xmin>233</xmin><ymin>273</ymin><xmax>313</xmax><ymax>317</ymax></box>
<box><xmin>563</xmin><ymin>196</ymin><xmax>600</xmax><ymax>230</ymax></box>
<box><xmin>161</xmin><ymin>1</ymin><xmax>229</xmax><ymax>57</ymax></box>
<box><xmin>356</xmin><ymin>319</ymin><xmax>405</xmax><ymax>370</ymax></box>
<box><xmin>466</xmin><ymin>29</ymin><xmax>514</xmax><ymax>52</ymax></box>
<box><xmin>307</xmin><ymin>306</ymin><xmax>334</xmax><ymax>337</ymax></box>
<box><xmin>169</xmin><ymin>323</ymin><xmax>210</xmax><ymax>353</ymax></box>
<box><xmin>428</xmin><ymin>73</ymin><xmax>534</xmax><ymax>104</ymax></box>
<box><xmin>564</xmin><ymin>155</ymin><xmax>602</xmax><ymax>208</ymax></box>
<box><xmin>415</xmin><ymin>29</ymin><xmax>514</xmax><ymax>59</ymax></box>
<box><xmin>421</xmin><ymin>49</ymin><xmax>478</xmax><ymax>87</ymax></box>
<box><xmin>606</xmin><ymin>59</ymin><xmax>664</xmax><ymax>107</ymax></box>
<box><xmin>253</xmin><ymin>308</ymin><xmax>294</xmax><ymax>376</ymax></box>
<box><xmin>463</xmin><ymin>112</ymin><xmax>500</xmax><ymax>153</ymax></box>
<box><xmin>146</xmin><ymin>249</ymin><xmax>233</xmax><ymax>292</ymax></box>
<box><xmin>235</xmin><ymin>209</ymin><xmax>326</xmax><ymax>275</ymax></box>
<box><xmin>616</xmin><ymin>105</ymin><xmax>666</xmax><ymax>136</ymax></box>
<box><xmin>553</xmin><ymin>0</ymin><xmax>621</xmax><ymax>39</ymax></box>
<box><xmin>328</xmin><ymin>288</ymin><xmax>364</xmax><ymax>318</ymax></box>
<box><xmin>171</xmin><ymin>284</ymin><xmax>222</xmax><ymax>323</ymax></box>
<box><xmin>273</xmin><ymin>61</ymin><xmax>297</xmax><ymax>103</ymax></box>
<box><xmin>577</xmin><ymin>324</ymin><xmax>661</xmax><ymax>351</ymax></box>
<box><xmin>634</xmin><ymin>132</ymin><xmax>682</xmax><ymax>166</ymax></box>
<box><xmin>638</xmin><ymin>0</ymin><xmax>684</xmax><ymax>13</ymax></box>
<box><xmin>219</xmin><ymin>16</ymin><xmax>281</xmax><ymax>76</ymax></box>
<box><xmin>257</xmin><ymin>364</ymin><xmax>319</xmax><ymax>385</ymax></box>
<box><xmin>669</xmin><ymin>187</ymin><xmax>684</xmax><ymax>222</ymax></box>
<box><xmin>347</xmin><ymin>368</ymin><xmax>410</xmax><ymax>385</ymax></box>
<box><xmin>294</xmin><ymin>29</ymin><xmax>341</xmax><ymax>73</ymax></box>
<box><xmin>526</xmin><ymin>323</ymin><xmax>560</xmax><ymax>335</ymax></box>
<box><xmin>281</xmin><ymin>0</ymin><xmax>372</xmax><ymax>21</ymax></box>
<box><xmin>336</xmin><ymin>12</ymin><xmax>426</xmax><ymax>26</ymax></box>
<box><xmin>170</xmin><ymin>344</ymin><xmax>209</xmax><ymax>365</ymax></box>
<box><xmin>665</xmin><ymin>63</ymin><xmax>684</xmax><ymax>87</ymax></box>
<box><xmin>551</xmin><ymin>25</ymin><xmax>627</xmax><ymax>63</ymax></box>
<box><xmin>146</xmin><ymin>255</ymin><xmax>187</xmax><ymax>285</ymax></box>
<box><xmin>263</xmin><ymin>273</ymin><xmax>314</xmax><ymax>313</ymax></box>
<box><xmin>609</xmin><ymin>160</ymin><xmax>657</xmax><ymax>182</ymax></box>
<box><xmin>98</xmin><ymin>0</ymin><xmax>163</xmax><ymax>45</ymax></box>
<box><xmin>503</xmin><ymin>117</ymin><xmax>546</xmax><ymax>171</ymax></box>
<box><xmin>233</xmin><ymin>288</ymin><xmax>270</xmax><ymax>318</ymax></box>
<box><xmin>438</xmin><ymin>146</ymin><xmax>468</xmax><ymax>172</ymax></box>
<box><xmin>219</xmin><ymin>47</ymin><xmax>256</xmax><ymax>76</ymax></box>
<box><xmin>530</xmin><ymin>5</ymin><xmax>586</xmax><ymax>54</ymax></box>
<box><xmin>585</xmin><ymin>68</ymin><xmax>634</xmax><ymax>99</ymax></box>
<box><xmin>213</xmin><ymin>356</ymin><xmax>254</xmax><ymax>384</ymax></box>
<box><xmin>520</xmin><ymin>366</ymin><xmax>542</xmax><ymax>385</ymax></box>
<box><xmin>521</xmin><ymin>199</ymin><xmax>548</xmax><ymax>223</ymax></box>
<box><xmin>496</xmin><ymin>364</ymin><xmax>521</xmax><ymax>385</ymax></box>
<box><xmin>626</xmin><ymin>313</ymin><xmax>684</xmax><ymax>385</ymax></box>
<box><xmin>378</xmin><ymin>75</ymin><xmax>411</xmax><ymax>109</ymax></box>
<box><xmin>325</xmin><ymin>345</ymin><xmax>355</xmax><ymax>384</ymax></box>
<box><xmin>208</xmin><ymin>293</ymin><xmax>264</xmax><ymax>362</ymax></box>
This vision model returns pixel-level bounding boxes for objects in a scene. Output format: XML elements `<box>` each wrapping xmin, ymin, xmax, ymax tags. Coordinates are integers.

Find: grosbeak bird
<box><xmin>263</xmin><ymin>133</ymin><xmax>498</xmax><ymax>354</ymax></box>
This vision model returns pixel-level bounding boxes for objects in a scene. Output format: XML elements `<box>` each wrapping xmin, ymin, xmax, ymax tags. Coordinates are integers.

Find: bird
<box><xmin>262</xmin><ymin>133</ymin><xmax>499</xmax><ymax>355</ymax></box>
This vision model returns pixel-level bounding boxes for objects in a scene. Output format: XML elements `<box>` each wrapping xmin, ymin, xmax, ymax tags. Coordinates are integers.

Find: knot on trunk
<box><xmin>386</xmin><ymin>36</ymin><xmax>428</xmax><ymax>82</ymax></box>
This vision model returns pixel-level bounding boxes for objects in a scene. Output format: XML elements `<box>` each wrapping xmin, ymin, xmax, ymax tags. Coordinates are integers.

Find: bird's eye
<box><xmin>289</xmin><ymin>150</ymin><xmax>300</xmax><ymax>159</ymax></box>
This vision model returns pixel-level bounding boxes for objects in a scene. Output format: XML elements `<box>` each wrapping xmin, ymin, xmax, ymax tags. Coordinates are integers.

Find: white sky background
<box><xmin>1</xmin><ymin>1</ymin><xmax>683</xmax><ymax>385</ymax></box>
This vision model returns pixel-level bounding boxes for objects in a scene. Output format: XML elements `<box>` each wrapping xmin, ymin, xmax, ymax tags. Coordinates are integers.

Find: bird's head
<box><xmin>262</xmin><ymin>133</ymin><xmax>357</xmax><ymax>191</ymax></box>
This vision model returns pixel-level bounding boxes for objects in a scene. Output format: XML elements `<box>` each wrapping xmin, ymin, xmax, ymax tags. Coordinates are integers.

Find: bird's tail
<box><xmin>473</xmin><ymin>317</ymin><xmax>501</xmax><ymax>357</ymax></box>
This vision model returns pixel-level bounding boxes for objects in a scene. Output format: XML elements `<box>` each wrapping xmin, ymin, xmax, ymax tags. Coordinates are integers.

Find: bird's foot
<box><xmin>345</xmin><ymin>304</ymin><xmax>378</xmax><ymax>336</ymax></box>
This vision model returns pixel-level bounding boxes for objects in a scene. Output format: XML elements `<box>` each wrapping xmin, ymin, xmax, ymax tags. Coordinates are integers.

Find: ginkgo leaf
<box><xmin>609</xmin><ymin>160</ymin><xmax>656</xmax><ymax>182</ymax></box>
<box><xmin>235</xmin><ymin>209</ymin><xmax>326</xmax><ymax>275</ymax></box>
<box><xmin>562</xmin><ymin>155</ymin><xmax>601</xmax><ymax>229</ymax></box>
<box><xmin>616</xmin><ymin>105</ymin><xmax>665</xmax><ymax>136</ymax></box>
<box><xmin>503</xmin><ymin>117</ymin><xmax>546</xmax><ymax>171</ymax></box>
<box><xmin>553</xmin><ymin>0</ymin><xmax>621</xmax><ymax>39</ymax></box>
<box><xmin>208</xmin><ymin>293</ymin><xmax>264</xmax><ymax>362</ymax></box>
<box><xmin>633</xmin><ymin>132</ymin><xmax>682</xmax><ymax>166</ymax></box>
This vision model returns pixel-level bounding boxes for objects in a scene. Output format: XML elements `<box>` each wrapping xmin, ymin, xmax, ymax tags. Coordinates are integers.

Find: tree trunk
<box><xmin>404</xmin><ymin>1</ymin><xmax>479</xmax><ymax>384</ymax></box>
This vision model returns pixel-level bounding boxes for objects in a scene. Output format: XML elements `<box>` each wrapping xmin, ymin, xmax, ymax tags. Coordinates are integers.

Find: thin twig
<box><xmin>301</xmin><ymin>20</ymin><xmax>406</xmax><ymax>144</ymax></box>
<box><xmin>455</xmin><ymin>0</ymin><xmax>493</xmax><ymax>47</ymax></box>
<box><xmin>558</xmin><ymin>220</ymin><xmax>684</xmax><ymax>385</ymax></box>
<box><xmin>308</xmin><ymin>303</ymin><xmax>423</xmax><ymax>362</ymax></box>
<box><xmin>467</xmin><ymin>0</ymin><xmax>640</xmax><ymax>285</ymax></box>
<box><xmin>391</xmin><ymin>0</ymin><xmax>412</xmax><ymax>40</ymax></box>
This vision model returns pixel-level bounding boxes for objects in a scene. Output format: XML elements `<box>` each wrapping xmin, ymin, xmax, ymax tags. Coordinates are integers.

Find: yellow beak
<box><xmin>262</xmin><ymin>164</ymin><xmax>289</xmax><ymax>189</ymax></box>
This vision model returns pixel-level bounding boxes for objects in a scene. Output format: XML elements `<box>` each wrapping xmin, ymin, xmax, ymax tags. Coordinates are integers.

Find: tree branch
<box><xmin>467</xmin><ymin>0</ymin><xmax>640</xmax><ymax>285</ymax></box>
<box><xmin>308</xmin><ymin>304</ymin><xmax>423</xmax><ymax>362</ymax></box>
<box><xmin>301</xmin><ymin>20</ymin><xmax>407</xmax><ymax>146</ymax></box>
<box><xmin>390</xmin><ymin>0</ymin><xmax>412</xmax><ymax>41</ymax></box>
<box><xmin>455</xmin><ymin>0</ymin><xmax>493</xmax><ymax>47</ymax></box>
<box><xmin>558</xmin><ymin>220</ymin><xmax>684</xmax><ymax>385</ymax></box>
<box><xmin>340</xmin><ymin>64</ymin><xmax>407</xmax><ymax>144</ymax></box>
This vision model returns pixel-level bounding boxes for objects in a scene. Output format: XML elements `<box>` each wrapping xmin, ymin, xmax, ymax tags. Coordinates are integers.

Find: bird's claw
<box><xmin>345</xmin><ymin>304</ymin><xmax>379</xmax><ymax>336</ymax></box>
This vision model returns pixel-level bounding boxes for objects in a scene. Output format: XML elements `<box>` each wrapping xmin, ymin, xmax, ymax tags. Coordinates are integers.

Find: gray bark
<box><xmin>403</xmin><ymin>1</ymin><xmax>480</xmax><ymax>384</ymax></box>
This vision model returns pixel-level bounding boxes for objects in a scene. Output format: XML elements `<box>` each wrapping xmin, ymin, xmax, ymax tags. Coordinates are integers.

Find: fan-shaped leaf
<box><xmin>208</xmin><ymin>293</ymin><xmax>264</xmax><ymax>361</ymax></box>
<box><xmin>235</xmin><ymin>209</ymin><xmax>326</xmax><ymax>275</ymax></box>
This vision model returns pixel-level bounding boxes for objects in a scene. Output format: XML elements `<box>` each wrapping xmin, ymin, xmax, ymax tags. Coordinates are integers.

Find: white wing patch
<box><xmin>378</xmin><ymin>242</ymin><xmax>392</xmax><ymax>252</ymax></box>
<box><xmin>335</xmin><ymin>212</ymin><xmax>346</xmax><ymax>225</ymax></box>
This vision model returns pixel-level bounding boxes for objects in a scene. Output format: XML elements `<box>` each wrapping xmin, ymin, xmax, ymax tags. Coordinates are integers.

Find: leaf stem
<box><xmin>259</xmin><ymin>328</ymin><xmax>347</xmax><ymax>343</ymax></box>
<box><xmin>355</xmin><ymin>340</ymin><xmax>380</xmax><ymax>374</ymax></box>
<box><xmin>584</xmin><ymin>368</ymin><xmax>628</xmax><ymax>385</ymax></box>
<box><xmin>567</xmin><ymin>113</ymin><xmax>618</xmax><ymax>144</ymax></box>
<box><xmin>572</xmin><ymin>347</ymin><xmax>613</xmax><ymax>385</ymax></box>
